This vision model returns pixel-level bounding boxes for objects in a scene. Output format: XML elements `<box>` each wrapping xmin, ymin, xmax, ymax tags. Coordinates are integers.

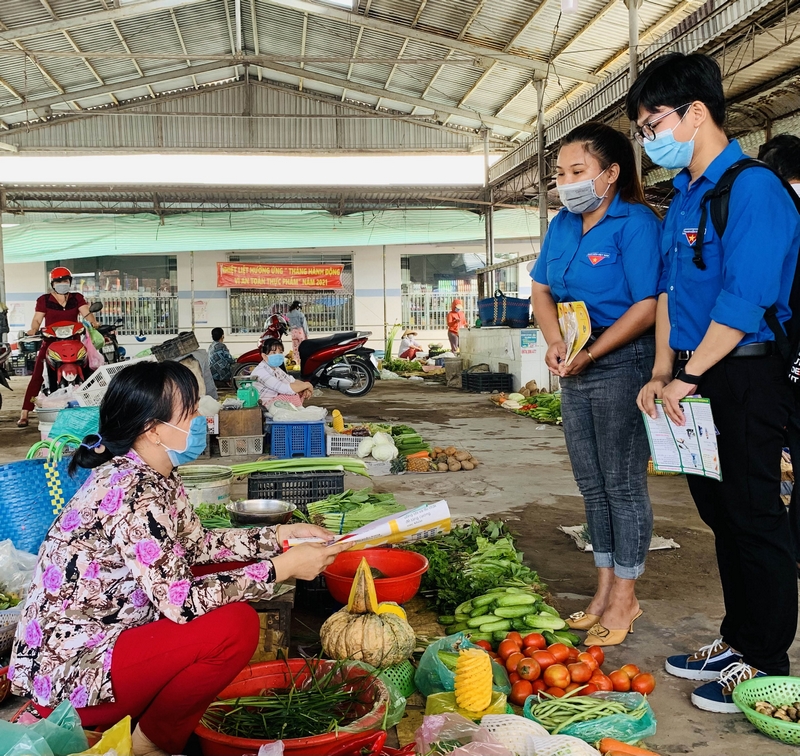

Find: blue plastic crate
<box><xmin>270</xmin><ymin>421</ymin><xmax>326</xmax><ymax>458</ymax></box>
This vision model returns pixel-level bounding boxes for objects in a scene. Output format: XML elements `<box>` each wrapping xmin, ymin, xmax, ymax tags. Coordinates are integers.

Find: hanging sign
<box><xmin>217</xmin><ymin>262</ymin><xmax>344</xmax><ymax>290</ymax></box>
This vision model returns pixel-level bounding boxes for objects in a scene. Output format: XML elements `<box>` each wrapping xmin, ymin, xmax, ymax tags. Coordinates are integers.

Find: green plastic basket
<box><xmin>379</xmin><ymin>660</ymin><xmax>416</xmax><ymax>698</ymax></box>
<box><xmin>733</xmin><ymin>676</ymin><xmax>800</xmax><ymax>745</ymax></box>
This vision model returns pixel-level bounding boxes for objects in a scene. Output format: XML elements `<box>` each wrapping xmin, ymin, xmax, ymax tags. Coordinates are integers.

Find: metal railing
<box><xmin>230</xmin><ymin>290</ymin><xmax>354</xmax><ymax>334</ymax></box>
<box><xmin>402</xmin><ymin>292</ymin><xmax>479</xmax><ymax>331</ymax></box>
<box><xmin>92</xmin><ymin>293</ymin><xmax>178</xmax><ymax>336</ymax></box>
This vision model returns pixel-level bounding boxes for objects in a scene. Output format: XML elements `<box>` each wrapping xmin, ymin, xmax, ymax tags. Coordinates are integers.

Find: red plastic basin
<box><xmin>323</xmin><ymin>548</ymin><xmax>429</xmax><ymax>605</ymax></box>
<box><xmin>194</xmin><ymin>660</ymin><xmax>384</xmax><ymax>756</ymax></box>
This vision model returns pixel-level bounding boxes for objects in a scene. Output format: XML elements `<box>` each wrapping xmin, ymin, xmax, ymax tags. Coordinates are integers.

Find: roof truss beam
<box><xmin>260</xmin><ymin>0</ymin><xmax>599</xmax><ymax>83</ymax></box>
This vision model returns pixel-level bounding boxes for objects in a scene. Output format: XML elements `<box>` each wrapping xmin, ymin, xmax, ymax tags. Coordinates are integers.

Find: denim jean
<box><xmin>560</xmin><ymin>336</ymin><xmax>655</xmax><ymax>579</ymax></box>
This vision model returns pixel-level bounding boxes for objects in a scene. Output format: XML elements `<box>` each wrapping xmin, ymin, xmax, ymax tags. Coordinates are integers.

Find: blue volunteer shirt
<box><xmin>532</xmin><ymin>192</ymin><xmax>662</xmax><ymax>327</ymax></box>
<box><xmin>659</xmin><ymin>140</ymin><xmax>800</xmax><ymax>351</ymax></box>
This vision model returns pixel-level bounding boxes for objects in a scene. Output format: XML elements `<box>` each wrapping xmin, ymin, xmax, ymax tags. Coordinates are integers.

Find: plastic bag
<box><xmin>524</xmin><ymin>691</ymin><xmax>655</xmax><ymax>744</ymax></box>
<box><xmin>425</xmin><ymin>691</ymin><xmax>508</xmax><ymax>721</ymax></box>
<box><xmin>338</xmin><ymin>661</ymin><xmax>406</xmax><ymax>731</ymax></box>
<box><xmin>29</xmin><ymin>702</ymin><xmax>89</xmax><ymax>756</ymax></box>
<box><xmin>415</xmin><ymin>633</ymin><xmax>511</xmax><ymax>698</ymax></box>
<box><xmin>69</xmin><ymin>716</ymin><xmax>132</xmax><ymax>756</ymax></box>
<box><xmin>257</xmin><ymin>743</ymin><xmax>284</xmax><ymax>756</ymax></box>
<box><xmin>415</xmin><ymin>713</ymin><xmax>512</xmax><ymax>756</ymax></box>
<box><xmin>0</xmin><ymin>720</ymin><xmax>54</xmax><ymax>756</ymax></box>
<box><xmin>36</xmin><ymin>388</ymin><xmax>75</xmax><ymax>409</ymax></box>
<box><xmin>82</xmin><ymin>334</ymin><xmax>105</xmax><ymax>371</ymax></box>
<box><xmin>0</xmin><ymin>539</ymin><xmax>38</xmax><ymax>596</ymax></box>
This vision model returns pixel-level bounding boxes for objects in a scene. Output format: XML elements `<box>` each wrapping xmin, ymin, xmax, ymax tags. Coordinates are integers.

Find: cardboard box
<box><xmin>218</xmin><ymin>407</ymin><xmax>262</xmax><ymax>437</ymax></box>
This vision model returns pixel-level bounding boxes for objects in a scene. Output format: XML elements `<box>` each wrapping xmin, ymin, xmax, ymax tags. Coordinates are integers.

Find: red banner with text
<box><xmin>217</xmin><ymin>262</ymin><xmax>344</xmax><ymax>290</ymax></box>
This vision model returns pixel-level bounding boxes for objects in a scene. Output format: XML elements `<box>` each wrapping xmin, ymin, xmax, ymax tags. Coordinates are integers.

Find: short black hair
<box><xmin>70</xmin><ymin>361</ymin><xmax>199</xmax><ymax>474</ymax></box>
<box><xmin>211</xmin><ymin>327</ymin><xmax>224</xmax><ymax>341</ymax></box>
<box><xmin>758</xmin><ymin>134</ymin><xmax>800</xmax><ymax>183</ymax></box>
<box><xmin>626</xmin><ymin>52</ymin><xmax>726</xmax><ymax>127</ymax></box>
<box><xmin>261</xmin><ymin>338</ymin><xmax>284</xmax><ymax>354</ymax></box>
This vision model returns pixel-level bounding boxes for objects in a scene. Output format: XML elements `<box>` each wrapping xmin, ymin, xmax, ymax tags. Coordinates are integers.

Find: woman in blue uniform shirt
<box><xmin>531</xmin><ymin>123</ymin><xmax>662</xmax><ymax>647</ymax></box>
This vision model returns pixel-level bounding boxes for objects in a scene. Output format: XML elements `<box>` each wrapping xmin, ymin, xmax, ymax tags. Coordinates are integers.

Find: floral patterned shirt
<box><xmin>10</xmin><ymin>451</ymin><xmax>281</xmax><ymax>709</ymax></box>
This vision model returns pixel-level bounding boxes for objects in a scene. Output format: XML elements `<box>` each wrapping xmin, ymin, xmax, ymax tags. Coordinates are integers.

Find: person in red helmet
<box><xmin>17</xmin><ymin>267</ymin><xmax>99</xmax><ymax>428</ymax></box>
<box><xmin>446</xmin><ymin>299</ymin><xmax>467</xmax><ymax>353</ymax></box>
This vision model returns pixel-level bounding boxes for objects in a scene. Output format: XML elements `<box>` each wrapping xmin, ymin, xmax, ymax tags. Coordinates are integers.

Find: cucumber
<box><xmin>437</xmin><ymin>650</ymin><xmax>459</xmax><ymax>671</ymax></box>
<box><xmin>542</xmin><ymin>630</ymin><xmax>561</xmax><ymax>647</ymax></box>
<box><xmin>472</xmin><ymin>594</ymin><xmax>498</xmax><ymax>609</ymax></box>
<box><xmin>471</xmin><ymin>604</ymin><xmax>495</xmax><ymax>618</ymax></box>
<box><xmin>522</xmin><ymin>613</ymin><xmax>567</xmax><ymax>630</ymax></box>
<box><xmin>493</xmin><ymin>629</ymin><xmax>509</xmax><ymax>643</ymax></box>
<box><xmin>445</xmin><ymin>622</ymin><xmax>468</xmax><ymax>634</ymax></box>
<box><xmin>455</xmin><ymin>600</ymin><xmax>474</xmax><ymax>616</ymax></box>
<box><xmin>539</xmin><ymin>603</ymin><xmax>560</xmax><ymax>618</ymax></box>
<box><xmin>466</xmin><ymin>632</ymin><xmax>493</xmax><ymax>644</ymax></box>
<box><xmin>553</xmin><ymin>630</ymin><xmax>582</xmax><ymax>647</ymax></box>
<box><xmin>467</xmin><ymin>614</ymin><xmax>496</xmax><ymax>628</ymax></box>
<box><xmin>455</xmin><ymin>613</ymin><xmax>471</xmax><ymax>624</ymax></box>
<box><xmin>493</xmin><ymin>605</ymin><xmax>533</xmax><ymax>619</ymax></box>
<box><xmin>478</xmin><ymin>619</ymin><xmax>512</xmax><ymax>633</ymax></box>
<box><xmin>495</xmin><ymin>593</ymin><xmax>538</xmax><ymax>607</ymax></box>
<box><xmin>438</xmin><ymin>615</ymin><xmax>455</xmax><ymax>626</ymax></box>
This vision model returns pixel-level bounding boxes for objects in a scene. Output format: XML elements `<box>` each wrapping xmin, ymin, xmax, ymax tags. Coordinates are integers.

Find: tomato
<box><xmin>577</xmin><ymin>652</ymin><xmax>599</xmax><ymax>672</ymax></box>
<box><xmin>567</xmin><ymin>661</ymin><xmax>592</xmax><ymax>684</ymax></box>
<box><xmin>532</xmin><ymin>678</ymin><xmax>548</xmax><ymax>695</ymax></box>
<box><xmin>609</xmin><ymin>670</ymin><xmax>631</xmax><ymax>692</ymax></box>
<box><xmin>532</xmin><ymin>650</ymin><xmax>557</xmax><ymax>670</ymax></box>
<box><xmin>506</xmin><ymin>631</ymin><xmax>524</xmax><ymax>649</ymax></box>
<box><xmin>522</xmin><ymin>632</ymin><xmax>547</xmax><ymax>650</ymax></box>
<box><xmin>487</xmin><ymin>651</ymin><xmax>499</xmax><ymax>660</ymax></box>
<box><xmin>585</xmin><ymin>645</ymin><xmax>604</xmax><ymax>667</ymax></box>
<box><xmin>590</xmin><ymin>672</ymin><xmax>614</xmax><ymax>691</ymax></box>
<box><xmin>547</xmin><ymin>643</ymin><xmax>570</xmax><ymax>663</ymax></box>
<box><xmin>543</xmin><ymin>663</ymin><xmax>571</xmax><ymax>690</ymax></box>
<box><xmin>581</xmin><ymin>682</ymin><xmax>598</xmax><ymax>695</ymax></box>
<box><xmin>620</xmin><ymin>663</ymin><xmax>641</xmax><ymax>680</ymax></box>
<box><xmin>473</xmin><ymin>640</ymin><xmax>493</xmax><ymax>652</ymax></box>
<box><xmin>631</xmin><ymin>672</ymin><xmax>656</xmax><ymax>695</ymax></box>
<box><xmin>517</xmin><ymin>658</ymin><xmax>541</xmax><ymax>681</ymax></box>
<box><xmin>567</xmin><ymin>646</ymin><xmax>581</xmax><ymax>663</ymax></box>
<box><xmin>506</xmin><ymin>652</ymin><xmax>525</xmax><ymax>673</ymax></box>
<box><xmin>508</xmin><ymin>671</ymin><xmax>521</xmax><ymax>685</ymax></box>
<box><xmin>546</xmin><ymin>687</ymin><xmax>566</xmax><ymax>698</ymax></box>
<box><xmin>564</xmin><ymin>682</ymin><xmax>582</xmax><ymax>693</ymax></box>
<box><xmin>510</xmin><ymin>679</ymin><xmax>534</xmax><ymax>707</ymax></box>
<box><xmin>497</xmin><ymin>640</ymin><xmax>519</xmax><ymax>660</ymax></box>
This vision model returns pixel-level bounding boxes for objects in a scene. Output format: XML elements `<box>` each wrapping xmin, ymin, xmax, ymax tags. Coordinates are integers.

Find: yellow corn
<box><xmin>454</xmin><ymin>648</ymin><xmax>493</xmax><ymax>712</ymax></box>
<box><xmin>332</xmin><ymin>409</ymin><xmax>344</xmax><ymax>433</ymax></box>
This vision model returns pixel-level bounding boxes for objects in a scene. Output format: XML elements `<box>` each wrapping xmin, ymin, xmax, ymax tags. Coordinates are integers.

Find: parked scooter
<box><xmin>235</xmin><ymin>330</ymin><xmax>378</xmax><ymax>397</ymax></box>
<box><xmin>41</xmin><ymin>321</ymin><xmax>89</xmax><ymax>388</ymax></box>
<box><xmin>0</xmin><ymin>343</ymin><xmax>11</xmax><ymax>410</ymax></box>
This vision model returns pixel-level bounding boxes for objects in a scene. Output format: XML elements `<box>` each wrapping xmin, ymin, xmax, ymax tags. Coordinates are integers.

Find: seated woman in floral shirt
<box><xmin>10</xmin><ymin>361</ymin><xmax>345</xmax><ymax>756</ymax></box>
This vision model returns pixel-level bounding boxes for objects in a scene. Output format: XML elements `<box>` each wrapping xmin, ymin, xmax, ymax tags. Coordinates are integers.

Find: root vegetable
<box><xmin>433</xmin><ymin>447</ymin><xmax>443</xmax><ymax>455</ymax></box>
<box><xmin>445</xmin><ymin>446</ymin><xmax>457</xmax><ymax>456</ymax></box>
<box><xmin>436</xmin><ymin>454</ymin><xmax>448</xmax><ymax>463</ymax></box>
<box><xmin>455</xmin><ymin>451</ymin><xmax>472</xmax><ymax>462</ymax></box>
<box><xmin>470</xmin><ymin>458</ymin><xmax>479</xmax><ymax>466</ymax></box>
<box><xmin>437</xmin><ymin>463</ymin><xmax>449</xmax><ymax>472</ymax></box>
<box><xmin>461</xmin><ymin>461</ymin><xmax>475</xmax><ymax>471</ymax></box>
<box><xmin>449</xmin><ymin>461</ymin><xmax>462</xmax><ymax>472</ymax></box>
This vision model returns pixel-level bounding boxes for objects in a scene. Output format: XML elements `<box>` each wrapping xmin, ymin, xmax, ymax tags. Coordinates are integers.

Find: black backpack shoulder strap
<box><xmin>692</xmin><ymin>158</ymin><xmax>765</xmax><ymax>271</ymax></box>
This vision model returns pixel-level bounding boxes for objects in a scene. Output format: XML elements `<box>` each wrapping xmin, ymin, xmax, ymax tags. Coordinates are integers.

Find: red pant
<box><xmin>36</xmin><ymin>602</ymin><xmax>259</xmax><ymax>754</ymax></box>
<box><xmin>22</xmin><ymin>346</ymin><xmax>47</xmax><ymax>412</ymax></box>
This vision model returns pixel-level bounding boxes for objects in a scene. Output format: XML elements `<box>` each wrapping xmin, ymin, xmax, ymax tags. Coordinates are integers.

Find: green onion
<box><xmin>230</xmin><ymin>458</ymin><xmax>368</xmax><ymax>477</ymax></box>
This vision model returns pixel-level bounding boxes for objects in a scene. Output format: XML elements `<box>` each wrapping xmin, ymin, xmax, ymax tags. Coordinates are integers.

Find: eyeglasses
<box><xmin>634</xmin><ymin>103</ymin><xmax>692</xmax><ymax>145</ymax></box>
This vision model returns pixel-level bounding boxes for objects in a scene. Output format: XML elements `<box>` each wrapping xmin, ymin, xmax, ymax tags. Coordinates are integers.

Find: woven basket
<box><xmin>379</xmin><ymin>660</ymin><xmax>416</xmax><ymax>698</ymax></box>
<box><xmin>0</xmin><ymin>666</ymin><xmax>10</xmax><ymax>705</ymax></box>
<box><xmin>0</xmin><ymin>609</ymin><xmax>21</xmax><ymax>657</ymax></box>
<box><xmin>733</xmin><ymin>676</ymin><xmax>800</xmax><ymax>745</ymax></box>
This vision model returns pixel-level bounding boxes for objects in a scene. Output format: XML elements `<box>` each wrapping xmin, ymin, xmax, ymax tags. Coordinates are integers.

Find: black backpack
<box><xmin>692</xmin><ymin>157</ymin><xmax>800</xmax><ymax>392</ymax></box>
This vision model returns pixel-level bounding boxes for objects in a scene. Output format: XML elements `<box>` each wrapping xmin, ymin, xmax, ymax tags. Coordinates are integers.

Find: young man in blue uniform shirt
<box><xmin>628</xmin><ymin>53</ymin><xmax>800</xmax><ymax>713</ymax></box>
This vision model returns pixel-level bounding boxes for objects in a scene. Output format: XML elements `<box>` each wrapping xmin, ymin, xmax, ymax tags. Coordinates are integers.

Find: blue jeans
<box><xmin>560</xmin><ymin>336</ymin><xmax>655</xmax><ymax>579</ymax></box>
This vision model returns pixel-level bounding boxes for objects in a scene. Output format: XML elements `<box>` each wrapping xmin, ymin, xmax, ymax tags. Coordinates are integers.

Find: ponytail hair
<box><xmin>561</xmin><ymin>122</ymin><xmax>652</xmax><ymax>209</ymax></box>
<box><xmin>69</xmin><ymin>361</ymin><xmax>199</xmax><ymax>475</ymax></box>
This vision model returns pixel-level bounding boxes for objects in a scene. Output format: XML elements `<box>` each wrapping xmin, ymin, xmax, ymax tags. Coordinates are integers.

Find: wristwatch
<box><xmin>676</xmin><ymin>367</ymin><xmax>704</xmax><ymax>385</ymax></box>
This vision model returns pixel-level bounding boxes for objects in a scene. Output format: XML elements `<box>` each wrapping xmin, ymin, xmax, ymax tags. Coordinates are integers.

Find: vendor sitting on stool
<box><xmin>252</xmin><ymin>338</ymin><xmax>313</xmax><ymax>408</ymax></box>
<box><xmin>398</xmin><ymin>330</ymin><xmax>425</xmax><ymax>361</ymax></box>
<box><xmin>9</xmin><ymin>361</ymin><xmax>346</xmax><ymax>756</ymax></box>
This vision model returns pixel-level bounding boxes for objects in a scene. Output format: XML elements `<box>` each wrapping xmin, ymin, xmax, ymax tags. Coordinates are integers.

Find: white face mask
<box><xmin>792</xmin><ymin>183</ymin><xmax>800</xmax><ymax>198</ymax></box>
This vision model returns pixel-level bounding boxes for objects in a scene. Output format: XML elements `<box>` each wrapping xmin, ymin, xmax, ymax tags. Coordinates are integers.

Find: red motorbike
<box><xmin>43</xmin><ymin>321</ymin><xmax>89</xmax><ymax>387</ymax></box>
<box><xmin>235</xmin><ymin>330</ymin><xmax>378</xmax><ymax>397</ymax></box>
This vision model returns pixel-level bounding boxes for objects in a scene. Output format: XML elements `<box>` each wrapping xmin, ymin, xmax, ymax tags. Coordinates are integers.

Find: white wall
<box><xmin>4</xmin><ymin>238</ymin><xmax>539</xmax><ymax>356</ymax></box>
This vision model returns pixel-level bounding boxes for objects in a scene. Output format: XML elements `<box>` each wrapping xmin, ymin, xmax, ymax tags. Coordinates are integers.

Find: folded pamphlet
<box><xmin>642</xmin><ymin>399</ymin><xmax>721</xmax><ymax>480</ymax></box>
<box><xmin>284</xmin><ymin>500</ymin><xmax>451</xmax><ymax>551</ymax></box>
<box><xmin>557</xmin><ymin>301</ymin><xmax>592</xmax><ymax>365</ymax></box>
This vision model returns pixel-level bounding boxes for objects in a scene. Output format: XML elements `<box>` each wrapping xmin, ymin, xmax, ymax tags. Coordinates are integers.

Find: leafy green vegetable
<box><xmin>195</xmin><ymin>503</ymin><xmax>233</xmax><ymax>529</ymax></box>
<box><xmin>514</xmin><ymin>392</ymin><xmax>562</xmax><ymax>423</ymax></box>
<box><xmin>404</xmin><ymin>519</ymin><xmax>545</xmax><ymax>613</ymax></box>
<box><xmin>306</xmin><ymin>489</ymin><xmax>404</xmax><ymax>534</ymax></box>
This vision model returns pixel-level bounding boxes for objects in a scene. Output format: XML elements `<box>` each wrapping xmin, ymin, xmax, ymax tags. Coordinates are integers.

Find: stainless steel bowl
<box><xmin>226</xmin><ymin>499</ymin><xmax>297</xmax><ymax>526</ymax></box>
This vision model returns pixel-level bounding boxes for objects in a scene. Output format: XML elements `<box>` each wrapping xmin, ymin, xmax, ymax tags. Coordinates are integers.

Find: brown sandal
<box><xmin>16</xmin><ymin>419</ymin><xmax>28</xmax><ymax>428</ymax></box>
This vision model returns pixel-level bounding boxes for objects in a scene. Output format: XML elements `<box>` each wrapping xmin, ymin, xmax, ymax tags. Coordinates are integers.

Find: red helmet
<box><xmin>50</xmin><ymin>267</ymin><xmax>72</xmax><ymax>282</ymax></box>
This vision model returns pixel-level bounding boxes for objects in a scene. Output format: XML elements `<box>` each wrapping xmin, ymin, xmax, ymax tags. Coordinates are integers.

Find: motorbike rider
<box><xmin>18</xmin><ymin>267</ymin><xmax>99</xmax><ymax>428</ymax></box>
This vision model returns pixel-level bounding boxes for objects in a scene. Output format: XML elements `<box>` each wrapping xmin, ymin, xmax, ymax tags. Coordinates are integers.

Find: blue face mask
<box><xmin>267</xmin><ymin>353</ymin><xmax>285</xmax><ymax>368</ymax></box>
<box><xmin>161</xmin><ymin>416</ymin><xmax>207</xmax><ymax>466</ymax></box>
<box><xmin>643</xmin><ymin>113</ymin><xmax>698</xmax><ymax>170</ymax></box>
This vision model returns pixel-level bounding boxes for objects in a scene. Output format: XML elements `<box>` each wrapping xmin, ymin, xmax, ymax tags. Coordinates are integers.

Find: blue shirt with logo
<box><xmin>659</xmin><ymin>140</ymin><xmax>800</xmax><ymax>351</ymax></box>
<box><xmin>531</xmin><ymin>193</ymin><xmax>662</xmax><ymax>327</ymax></box>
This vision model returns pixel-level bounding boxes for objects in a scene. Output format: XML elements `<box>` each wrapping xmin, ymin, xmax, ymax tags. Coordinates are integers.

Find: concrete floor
<box><xmin>1</xmin><ymin>375</ymin><xmax>799</xmax><ymax>754</ymax></box>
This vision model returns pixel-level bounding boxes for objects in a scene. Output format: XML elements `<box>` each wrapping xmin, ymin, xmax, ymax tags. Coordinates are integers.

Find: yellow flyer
<box><xmin>557</xmin><ymin>301</ymin><xmax>592</xmax><ymax>364</ymax></box>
